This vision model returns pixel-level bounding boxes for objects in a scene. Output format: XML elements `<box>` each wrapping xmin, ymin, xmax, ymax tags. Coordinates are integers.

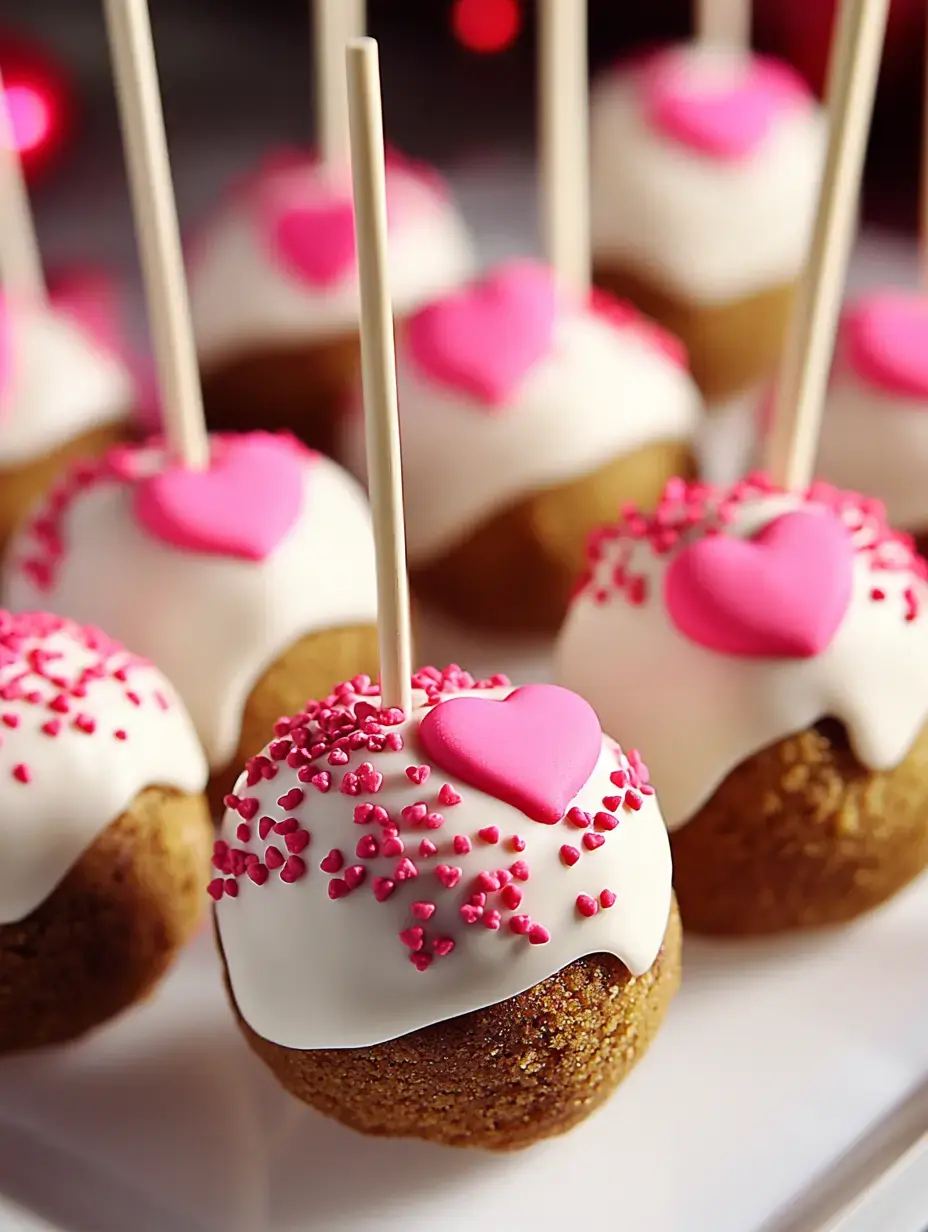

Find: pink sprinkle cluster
<box><xmin>211</xmin><ymin>667</ymin><xmax>651</xmax><ymax>973</ymax></box>
<box><xmin>577</xmin><ymin>472</ymin><xmax>928</xmax><ymax>623</ymax></box>
<box><xmin>0</xmin><ymin>610</ymin><xmax>171</xmax><ymax>785</ymax></box>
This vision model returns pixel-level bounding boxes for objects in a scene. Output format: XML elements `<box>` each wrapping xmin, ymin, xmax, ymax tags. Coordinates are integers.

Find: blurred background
<box><xmin>1</xmin><ymin>0</ymin><xmax>925</xmax><ymax>297</ymax></box>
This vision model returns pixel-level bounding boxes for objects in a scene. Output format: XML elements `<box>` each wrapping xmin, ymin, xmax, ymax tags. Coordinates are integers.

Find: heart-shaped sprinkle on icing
<box><xmin>842</xmin><ymin>291</ymin><xmax>928</xmax><ymax>401</ymax></box>
<box><xmin>643</xmin><ymin>49</ymin><xmax>809</xmax><ymax>160</ymax></box>
<box><xmin>417</xmin><ymin>683</ymin><xmax>602</xmax><ymax>825</ymax></box>
<box><xmin>664</xmin><ymin>509</ymin><xmax>854</xmax><ymax>658</ymax></box>
<box><xmin>406</xmin><ymin>261</ymin><xmax>558</xmax><ymax>405</ymax></box>
<box><xmin>134</xmin><ymin>432</ymin><xmax>308</xmax><ymax>562</ymax></box>
<box><xmin>269</xmin><ymin>198</ymin><xmax>358</xmax><ymax>287</ymax></box>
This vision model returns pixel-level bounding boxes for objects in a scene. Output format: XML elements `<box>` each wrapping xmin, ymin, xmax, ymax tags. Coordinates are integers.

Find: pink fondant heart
<box><xmin>407</xmin><ymin>262</ymin><xmax>557</xmax><ymax>405</ymax></box>
<box><xmin>417</xmin><ymin>684</ymin><xmax>602</xmax><ymax>825</ymax></box>
<box><xmin>643</xmin><ymin>49</ymin><xmax>809</xmax><ymax>160</ymax></box>
<box><xmin>134</xmin><ymin>432</ymin><xmax>308</xmax><ymax>561</ymax></box>
<box><xmin>842</xmin><ymin>291</ymin><xmax>928</xmax><ymax>400</ymax></box>
<box><xmin>665</xmin><ymin>509</ymin><xmax>854</xmax><ymax>658</ymax></box>
<box><xmin>269</xmin><ymin>197</ymin><xmax>358</xmax><ymax>287</ymax></box>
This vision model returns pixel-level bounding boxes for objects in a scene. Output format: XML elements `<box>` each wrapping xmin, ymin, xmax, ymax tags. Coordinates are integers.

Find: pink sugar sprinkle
<box><xmin>423</xmin><ymin>811</ymin><xmax>445</xmax><ymax>829</ymax></box>
<box><xmin>410</xmin><ymin>952</ymin><xmax>433</xmax><ymax>972</ymax></box>
<box><xmin>328</xmin><ymin>748</ymin><xmax>349</xmax><ymax>766</ymax></box>
<box><xmin>394</xmin><ymin>857</ymin><xmax>419</xmax><ymax>882</ymax></box>
<box><xmin>224</xmin><ymin>879</ymin><xmax>239</xmax><ymax>898</ymax></box>
<box><xmin>871</xmin><ymin>587</ymin><xmax>886</xmax><ymax>601</ymax></box>
<box><xmin>236</xmin><ymin>823</ymin><xmax>252</xmax><ymax>843</ymax></box>
<box><xmin>386</xmin><ymin>733</ymin><xmax>404</xmax><ymax>752</ymax></box>
<box><xmin>286</xmin><ymin>830</ymin><xmax>310</xmax><ymax>854</ymax></box>
<box><xmin>356</xmin><ymin>834</ymin><xmax>379</xmax><ymax>859</ymax></box>
<box><xmin>238</xmin><ymin>797</ymin><xmax>259</xmax><ymax>821</ymax></box>
<box><xmin>528</xmin><ymin>923</ymin><xmax>550</xmax><ymax>945</ymax></box>
<box><xmin>402</xmin><ymin>802</ymin><xmax>428</xmax><ymax>826</ymax></box>
<box><xmin>207</xmin><ymin>878</ymin><xmax>224</xmax><ymax>901</ymax></box>
<box><xmin>354</xmin><ymin>802</ymin><xmax>374</xmax><ymax>824</ymax></box>
<box><xmin>411</xmin><ymin>901</ymin><xmax>436</xmax><ymax>920</ymax></box>
<box><xmin>382</xmin><ymin>836</ymin><xmax>405</xmax><ymax>858</ymax></box>
<box><xmin>370</xmin><ymin>805</ymin><xmax>390</xmax><ymax>826</ymax></box>
<box><xmin>310</xmin><ymin>771</ymin><xmax>331</xmax><ymax>793</ymax></box>
<box><xmin>496</xmin><ymin>867</ymin><xmax>513</xmax><ymax>886</ymax></box>
<box><xmin>483</xmin><ymin>909</ymin><xmax>502</xmax><ymax>930</ymax></box>
<box><xmin>438</xmin><ymin>783</ymin><xmax>461</xmax><ymax>807</ymax></box>
<box><xmin>280</xmin><ymin>855</ymin><xmax>307</xmax><ymax>883</ymax></box>
<box><xmin>510</xmin><ymin>914</ymin><xmax>532</xmax><ymax>935</ymax></box>
<box><xmin>576</xmin><ymin>894</ymin><xmax>598</xmax><ymax>918</ymax></box>
<box><xmin>625</xmin><ymin>791</ymin><xmax>642</xmax><ymax>812</ymax></box>
<box><xmin>344</xmin><ymin>865</ymin><xmax>366</xmax><ymax>890</ymax></box>
<box><xmin>258</xmin><ymin>816</ymin><xmax>274</xmax><ymax>840</ymax></box>
<box><xmin>113</xmin><ymin>729</ymin><xmax>128</xmax><ymax>741</ymax></box>
<box><xmin>273</xmin><ymin>818</ymin><xmax>298</xmax><ymax>835</ymax></box>
<box><xmin>12</xmin><ymin>763</ymin><xmax>30</xmax><ymax>784</ymax></box>
<box><xmin>510</xmin><ymin>860</ymin><xmax>530</xmax><ymax>881</ymax></box>
<box><xmin>406</xmin><ymin>765</ymin><xmax>430</xmax><ymax>785</ymax></box>
<box><xmin>478</xmin><ymin>826</ymin><xmax>500</xmax><ymax>844</ymax></box>
<box><xmin>452</xmin><ymin>834</ymin><xmax>472</xmax><ymax>855</ymax></box>
<box><xmin>469</xmin><ymin>891</ymin><xmax>487</xmax><ymax>908</ymax></box>
<box><xmin>610</xmin><ymin>770</ymin><xmax>628</xmax><ymax>789</ymax></box>
<box><xmin>41</xmin><ymin>719</ymin><xmax>62</xmax><ymax>737</ymax></box>
<box><xmin>419</xmin><ymin>838</ymin><xmax>438</xmax><ymax>858</ymax></box>
<box><xmin>567</xmin><ymin>807</ymin><xmax>592</xmax><ymax>828</ymax></box>
<box><xmin>584</xmin><ymin>832</ymin><xmax>606</xmax><ymax>851</ymax></box>
<box><xmin>435</xmin><ymin>864</ymin><xmax>462</xmax><ymax>889</ymax></box>
<box><xmin>476</xmin><ymin>870</ymin><xmax>501</xmax><ymax>893</ymax></box>
<box><xmin>373</xmin><ymin>877</ymin><xmax>396</xmax><ymax>902</ymax></box>
<box><xmin>560</xmin><ymin>845</ymin><xmax>580</xmax><ymax>867</ymax></box>
<box><xmin>399</xmin><ymin>927</ymin><xmax>424</xmax><ymax>952</ymax></box>
<box><xmin>600</xmin><ymin>889</ymin><xmax>617</xmax><ymax>909</ymax></box>
<box><xmin>265</xmin><ymin>846</ymin><xmax>284</xmax><ymax>870</ymax></box>
<box><xmin>74</xmin><ymin>714</ymin><xmax>96</xmax><ymax>734</ymax></box>
<box><xmin>48</xmin><ymin>693</ymin><xmax>70</xmax><ymax>714</ymax></box>
<box><xmin>269</xmin><ymin>739</ymin><xmax>290</xmax><ymax>761</ymax></box>
<box><xmin>460</xmin><ymin>904</ymin><xmax>483</xmax><ymax>924</ymax></box>
<box><xmin>508</xmin><ymin>835</ymin><xmax>526</xmax><ymax>852</ymax></box>
<box><xmin>247</xmin><ymin>863</ymin><xmax>269</xmax><ymax>885</ymax></box>
<box><xmin>1</xmin><ymin>714</ymin><xmax>18</xmax><ymax>729</ymax></box>
<box><xmin>277</xmin><ymin>787</ymin><xmax>304</xmax><ymax>810</ymax></box>
<box><xmin>602</xmin><ymin>795</ymin><xmax>622</xmax><ymax>811</ymax></box>
<box><xmin>320</xmin><ymin>849</ymin><xmax>344</xmax><ymax>874</ymax></box>
<box><xmin>501</xmin><ymin>884</ymin><xmax>523</xmax><ymax>910</ymax></box>
<box><xmin>433</xmin><ymin>937</ymin><xmax>455</xmax><ymax>957</ymax></box>
<box><xmin>328</xmin><ymin>878</ymin><xmax>350</xmax><ymax>900</ymax></box>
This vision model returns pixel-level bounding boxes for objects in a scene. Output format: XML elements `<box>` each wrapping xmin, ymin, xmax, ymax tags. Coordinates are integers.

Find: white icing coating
<box><xmin>215</xmin><ymin>680</ymin><xmax>673</xmax><ymax>1050</ymax></box>
<box><xmin>0</xmin><ymin>613</ymin><xmax>207</xmax><ymax>925</ymax></box>
<box><xmin>555</xmin><ymin>486</ymin><xmax>928</xmax><ymax>829</ymax></box>
<box><xmin>189</xmin><ymin>157</ymin><xmax>476</xmax><ymax>364</ymax></box>
<box><xmin>590</xmin><ymin>45</ymin><xmax>827</xmax><ymax>304</ymax></box>
<box><xmin>340</xmin><ymin>303</ymin><xmax>702</xmax><ymax>566</ymax></box>
<box><xmin>818</xmin><ymin>372</ymin><xmax>928</xmax><ymax>532</ymax></box>
<box><xmin>0</xmin><ymin>299</ymin><xmax>133</xmax><ymax>468</ymax></box>
<box><xmin>4</xmin><ymin>443</ymin><xmax>379</xmax><ymax>772</ymax></box>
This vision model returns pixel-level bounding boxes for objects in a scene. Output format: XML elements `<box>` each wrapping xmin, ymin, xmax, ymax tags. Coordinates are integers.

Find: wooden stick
<box><xmin>103</xmin><ymin>0</ymin><xmax>209</xmax><ymax>470</ymax></box>
<box><xmin>0</xmin><ymin>67</ymin><xmax>45</xmax><ymax>302</ymax></box>
<box><xmin>538</xmin><ymin>0</ymin><xmax>590</xmax><ymax>297</ymax></box>
<box><xmin>346</xmin><ymin>38</ymin><xmax>412</xmax><ymax>716</ymax></box>
<box><xmin>315</xmin><ymin>0</ymin><xmax>365</xmax><ymax>169</ymax></box>
<box><xmin>765</xmin><ymin>0</ymin><xmax>889</xmax><ymax>491</ymax></box>
<box><xmin>694</xmin><ymin>0</ymin><xmax>752</xmax><ymax>50</ymax></box>
<box><xmin>921</xmin><ymin>7</ymin><xmax>928</xmax><ymax>284</ymax></box>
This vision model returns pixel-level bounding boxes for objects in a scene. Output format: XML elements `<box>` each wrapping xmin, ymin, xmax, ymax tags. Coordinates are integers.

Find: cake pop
<box><xmin>339</xmin><ymin>260</ymin><xmax>703</xmax><ymax>633</ymax></box>
<box><xmin>590</xmin><ymin>43</ymin><xmax>827</xmax><ymax>403</ymax></box>
<box><xmin>0</xmin><ymin>610</ymin><xmax>210</xmax><ymax>1054</ymax></box>
<box><xmin>4</xmin><ymin>432</ymin><xmax>380</xmax><ymax>811</ymax></box>
<box><xmin>215</xmin><ymin>665</ymin><xmax>679</xmax><ymax>1148</ymax></box>
<box><xmin>555</xmin><ymin>472</ymin><xmax>928</xmax><ymax>934</ymax></box>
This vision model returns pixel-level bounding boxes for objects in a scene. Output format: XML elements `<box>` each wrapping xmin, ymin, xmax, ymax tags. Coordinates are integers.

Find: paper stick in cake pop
<box><xmin>346</xmin><ymin>37</ymin><xmax>413</xmax><ymax>716</ymax></box>
<box><xmin>538</xmin><ymin>0</ymin><xmax>590</xmax><ymax>297</ymax></box>
<box><xmin>0</xmin><ymin>66</ymin><xmax>45</xmax><ymax>302</ymax></box>
<box><xmin>694</xmin><ymin>0</ymin><xmax>751</xmax><ymax>49</ymax></box>
<box><xmin>765</xmin><ymin>0</ymin><xmax>890</xmax><ymax>491</ymax></box>
<box><xmin>103</xmin><ymin>0</ymin><xmax>209</xmax><ymax>471</ymax></box>
<box><xmin>315</xmin><ymin>0</ymin><xmax>365</xmax><ymax>170</ymax></box>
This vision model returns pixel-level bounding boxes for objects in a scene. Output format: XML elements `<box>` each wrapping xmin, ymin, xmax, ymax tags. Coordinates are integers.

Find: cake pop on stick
<box><xmin>0</xmin><ymin>69</ymin><xmax>134</xmax><ymax>554</ymax></box>
<box><xmin>4</xmin><ymin>0</ymin><xmax>379</xmax><ymax>812</ymax></box>
<box><xmin>589</xmin><ymin>0</ymin><xmax>827</xmax><ymax>406</ymax></box>
<box><xmin>339</xmin><ymin>0</ymin><xmax>702</xmax><ymax>635</ymax></box>
<box><xmin>557</xmin><ymin>0</ymin><xmax>928</xmax><ymax>938</ymax></box>
<box><xmin>214</xmin><ymin>37</ymin><xmax>679</xmax><ymax>1149</ymax></box>
<box><xmin>187</xmin><ymin>0</ymin><xmax>474</xmax><ymax>454</ymax></box>
<box><xmin>811</xmin><ymin>0</ymin><xmax>928</xmax><ymax>552</ymax></box>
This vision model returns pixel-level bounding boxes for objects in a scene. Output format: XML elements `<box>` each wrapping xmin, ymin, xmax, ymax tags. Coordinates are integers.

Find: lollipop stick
<box><xmin>0</xmin><ymin>68</ymin><xmax>45</xmax><ymax>302</ymax></box>
<box><xmin>315</xmin><ymin>0</ymin><xmax>365</xmax><ymax>169</ymax></box>
<box><xmin>103</xmin><ymin>0</ymin><xmax>209</xmax><ymax>471</ymax></box>
<box><xmin>921</xmin><ymin>9</ymin><xmax>928</xmax><ymax>284</ymax></box>
<box><xmin>694</xmin><ymin>0</ymin><xmax>752</xmax><ymax>50</ymax></box>
<box><xmin>538</xmin><ymin>0</ymin><xmax>590</xmax><ymax>297</ymax></box>
<box><xmin>346</xmin><ymin>37</ymin><xmax>412</xmax><ymax>716</ymax></box>
<box><xmin>765</xmin><ymin>0</ymin><xmax>889</xmax><ymax>491</ymax></box>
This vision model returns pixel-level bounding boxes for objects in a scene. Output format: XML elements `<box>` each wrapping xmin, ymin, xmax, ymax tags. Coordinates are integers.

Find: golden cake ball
<box><xmin>0</xmin><ymin>611</ymin><xmax>211</xmax><ymax>1053</ymax></box>
<box><xmin>4</xmin><ymin>433</ymin><xmax>380</xmax><ymax>812</ymax></box>
<box><xmin>214</xmin><ymin>667</ymin><xmax>680</xmax><ymax>1149</ymax></box>
<box><xmin>0</xmin><ymin>289</ymin><xmax>135</xmax><ymax>554</ymax></box>
<box><xmin>556</xmin><ymin>474</ymin><xmax>928</xmax><ymax>935</ymax></box>
<box><xmin>590</xmin><ymin>45</ymin><xmax>826</xmax><ymax>404</ymax></box>
<box><xmin>340</xmin><ymin>260</ymin><xmax>703</xmax><ymax>634</ymax></box>
<box><xmin>187</xmin><ymin>150</ymin><xmax>475</xmax><ymax>454</ymax></box>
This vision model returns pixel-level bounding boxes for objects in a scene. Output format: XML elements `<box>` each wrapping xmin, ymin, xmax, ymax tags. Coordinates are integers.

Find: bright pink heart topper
<box><xmin>268</xmin><ymin>196</ymin><xmax>358</xmax><ymax>288</ymax></box>
<box><xmin>643</xmin><ymin>48</ymin><xmax>810</xmax><ymax>160</ymax></box>
<box><xmin>842</xmin><ymin>291</ymin><xmax>928</xmax><ymax>401</ymax></box>
<box><xmin>417</xmin><ymin>683</ymin><xmax>603</xmax><ymax>825</ymax></box>
<box><xmin>407</xmin><ymin>262</ymin><xmax>558</xmax><ymax>405</ymax></box>
<box><xmin>664</xmin><ymin>509</ymin><xmax>855</xmax><ymax>658</ymax></box>
<box><xmin>134</xmin><ymin>432</ymin><xmax>309</xmax><ymax>562</ymax></box>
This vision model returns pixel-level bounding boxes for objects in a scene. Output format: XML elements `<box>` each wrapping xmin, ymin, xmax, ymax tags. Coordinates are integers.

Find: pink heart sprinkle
<box><xmin>665</xmin><ymin>509</ymin><xmax>854</xmax><ymax>658</ymax></box>
<box><xmin>134</xmin><ymin>433</ymin><xmax>308</xmax><ymax>562</ymax></box>
<box><xmin>265</xmin><ymin>846</ymin><xmax>284</xmax><ymax>870</ymax></box>
<box><xmin>267</xmin><ymin>196</ymin><xmax>357</xmax><ymax>287</ymax></box>
<box><xmin>278</xmin><ymin>787</ymin><xmax>304</xmax><ymax>810</ymax></box>
<box><xmin>643</xmin><ymin>49</ymin><xmax>809</xmax><ymax>160</ymax></box>
<box><xmin>373</xmin><ymin>877</ymin><xmax>395</xmax><ymax>902</ymax></box>
<box><xmin>399</xmin><ymin>927</ymin><xmax>424</xmax><ymax>951</ymax></box>
<box><xmin>435</xmin><ymin>864</ymin><xmax>462</xmax><ymax>889</ymax></box>
<box><xmin>842</xmin><ymin>291</ymin><xmax>928</xmax><ymax>401</ymax></box>
<box><xmin>320</xmin><ymin>849</ymin><xmax>343</xmax><ymax>874</ymax></box>
<box><xmin>418</xmin><ymin>684</ymin><xmax>602</xmax><ymax>825</ymax></box>
<box><xmin>406</xmin><ymin>261</ymin><xmax>558</xmax><ymax>405</ymax></box>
